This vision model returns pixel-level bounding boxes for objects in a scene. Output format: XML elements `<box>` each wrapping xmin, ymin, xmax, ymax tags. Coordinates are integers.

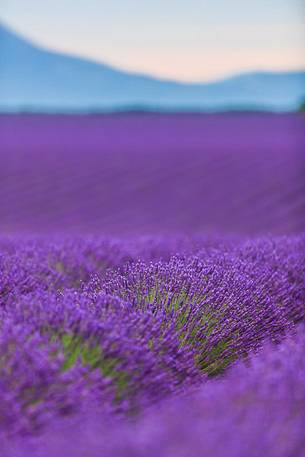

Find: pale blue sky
<box><xmin>1</xmin><ymin>0</ymin><xmax>305</xmax><ymax>81</ymax></box>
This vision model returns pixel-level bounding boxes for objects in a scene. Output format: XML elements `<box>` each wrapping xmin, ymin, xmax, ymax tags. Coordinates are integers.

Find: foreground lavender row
<box><xmin>5</xmin><ymin>327</ymin><xmax>305</xmax><ymax>457</ymax></box>
<box><xmin>1</xmin><ymin>113</ymin><xmax>305</xmax><ymax>234</ymax></box>
<box><xmin>1</xmin><ymin>234</ymin><xmax>305</xmax><ymax>456</ymax></box>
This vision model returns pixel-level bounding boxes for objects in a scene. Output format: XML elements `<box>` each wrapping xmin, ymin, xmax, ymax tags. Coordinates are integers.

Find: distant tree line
<box><xmin>298</xmin><ymin>101</ymin><xmax>305</xmax><ymax>113</ymax></box>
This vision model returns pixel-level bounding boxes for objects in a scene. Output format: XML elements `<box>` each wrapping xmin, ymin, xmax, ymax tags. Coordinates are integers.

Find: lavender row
<box><xmin>1</xmin><ymin>114</ymin><xmax>304</xmax><ymax>234</ymax></box>
<box><xmin>0</xmin><ymin>234</ymin><xmax>304</xmax><ymax>442</ymax></box>
<box><xmin>3</xmin><ymin>325</ymin><xmax>305</xmax><ymax>457</ymax></box>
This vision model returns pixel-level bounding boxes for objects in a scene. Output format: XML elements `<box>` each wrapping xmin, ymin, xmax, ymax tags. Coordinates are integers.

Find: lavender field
<box><xmin>0</xmin><ymin>113</ymin><xmax>305</xmax><ymax>457</ymax></box>
<box><xmin>1</xmin><ymin>113</ymin><xmax>305</xmax><ymax>234</ymax></box>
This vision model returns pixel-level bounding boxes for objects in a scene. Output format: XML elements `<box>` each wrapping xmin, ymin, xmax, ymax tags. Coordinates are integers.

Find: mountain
<box><xmin>1</xmin><ymin>23</ymin><xmax>305</xmax><ymax>112</ymax></box>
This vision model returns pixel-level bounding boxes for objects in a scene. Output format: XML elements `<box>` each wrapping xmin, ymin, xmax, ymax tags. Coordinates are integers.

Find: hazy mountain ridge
<box><xmin>1</xmin><ymin>23</ymin><xmax>305</xmax><ymax>112</ymax></box>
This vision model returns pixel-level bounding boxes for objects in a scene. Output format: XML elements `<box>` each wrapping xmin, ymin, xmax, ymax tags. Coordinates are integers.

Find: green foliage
<box><xmin>143</xmin><ymin>285</ymin><xmax>231</xmax><ymax>376</ymax></box>
<box><xmin>60</xmin><ymin>333</ymin><xmax>129</xmax><ymax>399</ymax></box>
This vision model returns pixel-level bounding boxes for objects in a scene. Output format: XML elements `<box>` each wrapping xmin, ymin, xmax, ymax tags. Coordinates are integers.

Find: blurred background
<box><xmin>0</xmin><ymin>0</ymin><xmax>305</xmax><ymax>235</ymax></box>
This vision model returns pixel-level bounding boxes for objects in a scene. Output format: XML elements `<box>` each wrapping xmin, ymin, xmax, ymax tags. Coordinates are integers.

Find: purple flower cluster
<box><xmin>5</xmin><ymin>325</ymin><xmax>305</xmax><ymax>457</ymax></box>
<box><xmin>0</xmin><ymin>234</ymin><xmax>304</xmax><ymax>456</ymax></box>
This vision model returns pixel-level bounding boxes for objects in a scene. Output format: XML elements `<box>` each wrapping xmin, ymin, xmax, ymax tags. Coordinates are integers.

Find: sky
<box><xmin>0</xmin><ymin>0</ymin><xmax>305</xmax><ymax>82</ymax></box>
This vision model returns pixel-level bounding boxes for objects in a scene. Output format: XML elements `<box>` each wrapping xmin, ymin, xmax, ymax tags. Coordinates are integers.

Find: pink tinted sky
<box><xmin>0</xmin><ymin>0</ymin><xmax>305</xmax><ymax>81</ymax></box>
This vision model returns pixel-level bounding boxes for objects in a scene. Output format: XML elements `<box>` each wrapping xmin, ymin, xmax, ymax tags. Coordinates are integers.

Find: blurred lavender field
<box><xmin>1</xmin><ymin>113</ymin><xmax>304</xmax><ymax>234</ymax></box>
<box><xmin>1</xmin><ymin>113</ymin><xmax>305</xmax><ymax>457</ymax></box>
